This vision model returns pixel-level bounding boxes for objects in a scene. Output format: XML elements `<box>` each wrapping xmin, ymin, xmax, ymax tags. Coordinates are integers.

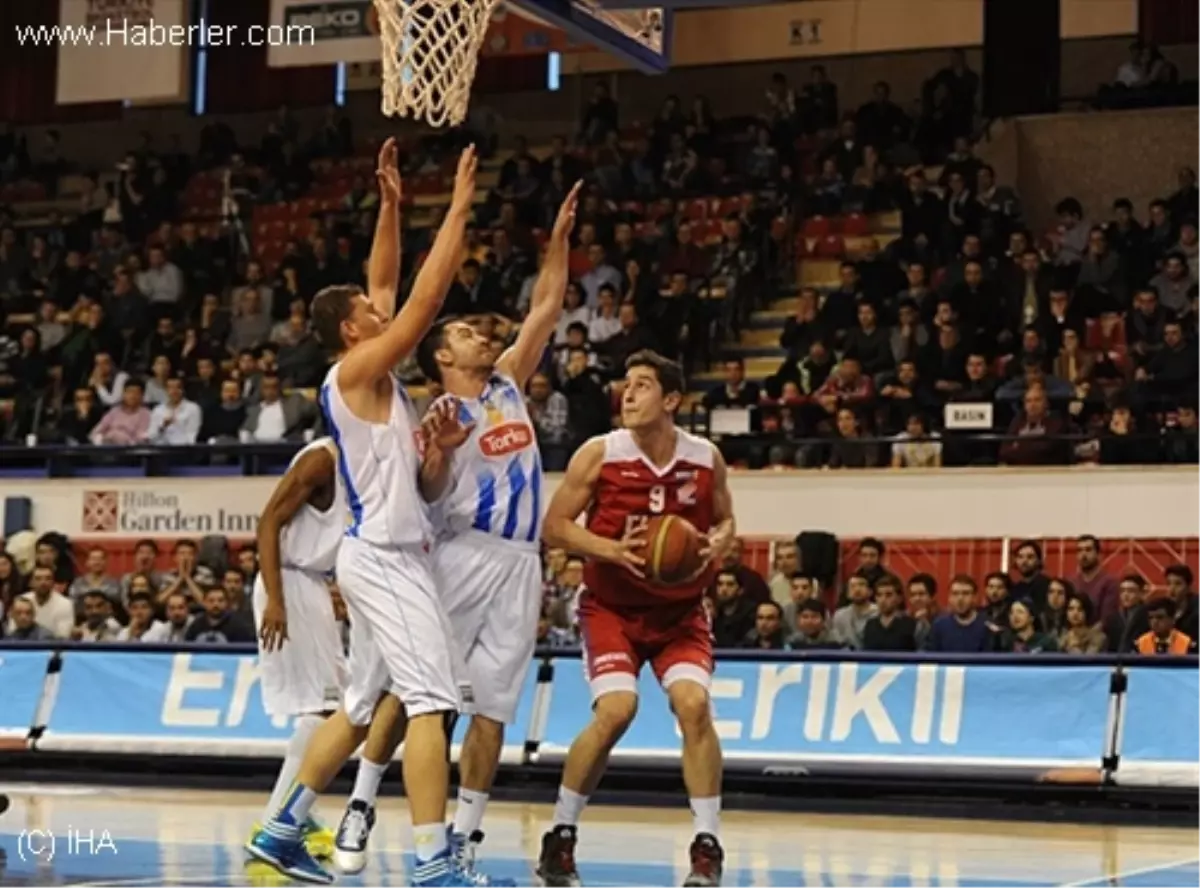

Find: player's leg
<box><xmin>652</xmin><ymin>608</ymin><xmax>724</xmax><ymax>888</ymax></box>
<box><xmin>251</xmin><ymin>573</ymin><xmax>348</xmax><ymax>860</ymax></box>
<box><xmin>359</xmin><ymin>544</ymin><xmax>509</xmax><ymax>886</ymax></box>
<box><xmin>449</xmin><ymin>545</ymin><xmax>543</xmax><ymax>876</ymax></box>
<box><xmin>538</xmin><ymin>597</ymin><xmax>640</xmax><ymax>888</ymax></box>
<box><xmin>334</xmin><ymin>692</ymin><xmax>408</xmax><ymax>874</ymax></box>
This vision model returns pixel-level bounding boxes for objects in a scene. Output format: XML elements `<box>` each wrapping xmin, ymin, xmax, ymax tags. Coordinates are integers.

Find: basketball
<box><xmin>645</xmin><ymin>514</ymin><xmax>705</xmax><ymax>585</ymax></box>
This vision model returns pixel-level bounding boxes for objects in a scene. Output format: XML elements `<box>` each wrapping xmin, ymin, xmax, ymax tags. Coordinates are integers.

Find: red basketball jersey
<box><xmin>585</xmin><ymin>428</ymin><xmax>716</xmax><ymax>609</ymax></box>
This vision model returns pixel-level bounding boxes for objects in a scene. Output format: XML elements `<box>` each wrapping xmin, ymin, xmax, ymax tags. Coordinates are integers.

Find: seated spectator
<box><xmin>825</xmin><ymin>407</ymin><xmax>883</xmax><ymax>469</ymax></box>
<box><xmin>1073</xmin><ymin>534</ymin><xmax>1120</xmax><ymax>624</ymax></box>
<box><xmin>927</xmin><ymin>574</ymin><xmax>992</xmax><ymax>652</ymax></box>
<box><xmin>907</xmin><ymin>573</ymin><xmax>939</xmax><ymax>649</ymax></box>
<box><xmin>186</xmin><ymin>586</ymin><xmax>255</xmax><ymax>644</ymax></box>
<box><xmin>719</xmin><ymin>539</ymin><xmax>771</xmax><ymax>604</ymax></box>
<box><xmin>526</xmin><ymin>372</ymin><xmax>571</xmax><ymax>471</ymax></box>
<box><xmin>999</xmin><ymin>384</ymin><xmax>1070</xmax><ymax>466</ymax></box>
<box><xmin>158</xmin><ymin>539</ymin><xmax>214</xmax><ymax>611</ymax></box>
<box><xmin>241</xmin><ymin>373</ymin><xmax>313</xmax><ymax>443</ymax></box>
<box><xmin>890</xmin><ymin>412</ymin><xmax>942</xmax><ymax>468</ymax></box>
<box><xmin>742</xmin><ymin>601</ymin><xmax>787</xmax><ymax>650</ymax></box>
<box><xmin>150</xmin><ymin>590</ymin><xmax>195</xmax><ymax>643</ymax></box>
<box><xmin>1053</xmin><ymin>328</ymin><xmax>1096</xmax><ymax>395</ymax></box>
<box><xmin>8</xmin><ymin>565</ymin><xmax>73</xmax><ymax>639</ymax></box>
<box><xmin>862</xmin><ymin>575</ymin><xmax>916</xmax><ymax>652</ymax></box>
<box><xmin>830</xmin><ymin>572</ymin><xmax>878</xmax><ymax>650</ymax></box>
<box><xmin>1137</xmin><ymin>320</ymin><xmax>1198</xmax><ymax>404</ymax></box>
<box><xmin>704</xmin><ymin>357</ymin><xmax>760</xmax><ymax>410</ymax></box>
<box><xmin>66</xmin><ymin>547</ymin><xmax>121</xmax><ymax>618</ymax></box>
<box><xmin>1010</xmin><ymin>540</ymin><xmax>1050</xmax><ymax>615</ymax></box>
<box><xmin>712</xmin><ymin>568</ymin><xmax>756</xmax><ymax>648</ymax></box>
<box><xmin>1165</xmin><ymin>563</ymin><xmax>1199</xmax><ymax>641</ymax></box>
<box><xmin>767</xmin><ymin>541</ymin><xmax>800</xmax><ymax>607</ymax></box>
<box><xmin>982</xmin><ymin>571</ymin><xmax>1013</xmax><ymax>631</ymax></box>
<box><xmin>228</xmin><ymin>286</ymin><xmax>272</xmax><ymax>353</ymax></box>
<box><xmin>90</xmin><ymin>378</ymin><xmax>151</xmax><ymax>446</ymax></box>
<box><xmin>148</xmin><ymin>376</ymin><xmax>202</xmax><ymax>445</ymax></box>
<box><xmin>5</xmin><ymin>597</ymin><xmax>55</xmax><ymax>641</ymax></box>
<box><xmin>781</xmin><ymin>573</ymin><xmax>817</xmax><ymax>628</ymax></box>
<box><xmin>1100</xmin><ymin>403</ymin><xmax>1156</xmax><ymax>465</ymax></box>
<box><xmin>1106</xmin><ymin>573</ymin><xmax>1149</xmax><ymax>653</ymax></box>
<box><xmin>1058</xmin><ymin>591</ymin><xmax>1106</xmax><ymax>654</ymax></box>
<box><xmin>1041</xmin><ymin>577</ymin><xmax>1071</xmax><ymax>637</ymax></box>
<box><xmin>815</xmin><ymin>356</ymin><xmax>874</xmax><ymax>415</ymax></box>
<box><xmin>135</xmin><ymin>245</ymin><xmax>185</xmax><ymax>308</ymax></box>
<box><xmin>1135</xmin><ymin>594</ymin><xmax>1196</xmax><ymax>655</ymax></box>
<box><xmin>75</xmin><ymin>590</ymin><xmax>122</xmax><ymax>641</ymax></box>
<box><xmin>889</xmin><ymin>299</ymin><xmax>929</xmax><ymax>367</ymax></box>
<box><xmin>119</xmin><ymin>540</ymin><xmax>165</xmax><ymax>603</ymax></box>
<box><xmin>89</xmin><ymin>351</ymin><xmax>128</xmax><ymax>408</ymax></box>
<box><xmin>787</xmin><ymin>600</ymin><xmax>842</xmax><ymax>650</ymax></box>
<box><xmin>773</xmin><ymin>339</ymin><xmax>834</xmax><ymax>398</ymax></box>
<box><xmin>588</xmin><ymin>285</ymin><xmax>622</xmax><ymax>346</ymax></box>
<box><xmin>1076</xmin><ymin>227</ymin><xmax>1127</xmax><ymax>308</ymax></box>
<box><xmin>202</xmin><ymin>378</ymin><xmax>247</xmax><ymax>442</ymax></box>
<box><xmin>843</xmin><ymin>303</ymin><xmax>893</xmax><ymax>378</ymax></box>
<box><xmin>1149</xmin><ymin>251</ymin><xmax>1197</xmax><ymax>315</ymax></box>
<box><xmin>144</xmin><ymin>354</ymin><xmax>174</xmax><ymax>407</ymax></box>
<box><xmin>994</xmin><ymin>599</ymin><xmax>1057</xmax><ymax>653</ymax></box>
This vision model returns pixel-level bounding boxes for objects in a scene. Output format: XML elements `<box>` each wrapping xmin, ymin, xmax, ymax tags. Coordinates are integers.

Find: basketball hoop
<box><xmin>374</xmin><ymin>0</ymin><xmax>504</xmax><ymax>128</ymax></box>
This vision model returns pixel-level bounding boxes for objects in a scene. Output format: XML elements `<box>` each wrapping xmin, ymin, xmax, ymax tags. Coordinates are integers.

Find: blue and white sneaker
<box><xmin>334</xmin><ymin>799</ymin><xmax>376</xmax><ymax>874</ymax></box>
<box><xmin>450</xmin><ymin>830</ymin><xmax>516</xmax><ymax>887</ymax></box>
<box><xmin>245</xmin><ymin>821</ymin><xmax>334</xmax><ymax>885</ymax></box>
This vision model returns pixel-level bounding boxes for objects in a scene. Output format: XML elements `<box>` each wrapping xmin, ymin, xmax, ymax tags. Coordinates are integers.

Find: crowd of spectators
<box><xmin>4</xmin><ymin>531</ymin><xmax>1194</xmax><ymax>661</ymax></box>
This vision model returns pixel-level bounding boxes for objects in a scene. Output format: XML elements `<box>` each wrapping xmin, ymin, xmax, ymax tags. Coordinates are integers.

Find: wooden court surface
<box><xmin>0</xmin><ymin>784</ymin><xmax>1196</xmax><ymax>886</ymax></box>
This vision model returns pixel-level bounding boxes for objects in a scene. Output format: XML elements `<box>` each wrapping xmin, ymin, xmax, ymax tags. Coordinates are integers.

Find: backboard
<box><xmin>508</xmin><ymin>0</ymin><xmax>671</xmax><ymax>73</ymax></box>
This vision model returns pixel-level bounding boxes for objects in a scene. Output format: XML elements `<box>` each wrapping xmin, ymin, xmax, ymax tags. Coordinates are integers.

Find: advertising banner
<box><xmin>5</xmin><ymin>468</ymin><xmax>1196</xmax><ymax>539</ymax></box>
<box><xmin>267</xmin><ymin>0</ymin><xmax>380</xmax><ymax>67</ymax></box>
<box><xmin>539</xmin><ymin>660</ymin><xmax>1113</xmax><ymax>774</ymax></box>
<box><xmin>56</xmin><ymin>0</ymin><xmax>189</xmax><ymax>104</ymax></box>
<box><xmin>1120</xmin><ymin>667</ymin><xmax>1200</xmax><ymax>779</ymax></box>
<box><xmin>0</xmin><ymin>650</ymin><xmax>52</xmax><ymax>742</ymax></box>
<box><xmin>38</xmin><ymin>650</ymin><xmax>539</xmax><ymax>763</ymax></box>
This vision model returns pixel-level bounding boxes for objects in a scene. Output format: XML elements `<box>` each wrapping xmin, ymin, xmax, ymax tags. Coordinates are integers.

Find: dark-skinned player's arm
<box><xmin>256</xmin><ymin>443</ymin><xmax>337</xmax><ymax>653</ymax></box>
<box><xmin>496</xmin><ymin>181</ymin><xmax>581</xmax><ymax>387</ymax></box>
<box><xmin>367</xmin><ymin>137</ymin><xmax>402</xmax><ymax>319</ymax></box>
<box><xmin>699</xmin><ymin>444</ymin><xmax>736</xmax><ymax>563</ymax></box>
<box><xmin>541</xmin><ymin>437</ymin><xmax>646</xmax><ymax>576</ymax></box>
<box><xmin>418</xmin><ymin>395</ymin><xmax>473</xmax><ymax>502</ymax></box>
<box><xmin>339</xmin><ymin>146</ymin><xmax>478</xmax><ymax>390</ymax></box>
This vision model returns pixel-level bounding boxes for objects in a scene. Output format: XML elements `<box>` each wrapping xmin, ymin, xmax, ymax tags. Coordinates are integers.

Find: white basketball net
<box><xmin>375</xmin><ymin>0</ymin><xmax>504</xmax><ymax>128</ymax></box>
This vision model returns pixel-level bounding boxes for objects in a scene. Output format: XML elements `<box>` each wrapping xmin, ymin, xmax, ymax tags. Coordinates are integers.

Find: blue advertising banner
<box><xmin>1121</xmin><ymin>667</ymin><xmax>1200</xmax><ymax>765</ymax></box>
<box><xmin>40</xmin><ymin>650</ymin><xmax>541</xmax><ymax>758</ymax></box>
<box><xmin>0</xmin><ymin>649</ymin><xmax>52</xmax><ymax>739</ymax></box>
<box><xmin>540</xmin><ymin>659</ymin><xmax>1112</xmax><ymax>769</ymax></box>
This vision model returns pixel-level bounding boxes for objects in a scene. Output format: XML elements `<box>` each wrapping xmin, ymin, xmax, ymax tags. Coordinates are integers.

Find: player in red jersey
<box><xmin>536</xmin><ymin>350</ymin><xmax>735</xmax><ymax>888</ymax></box>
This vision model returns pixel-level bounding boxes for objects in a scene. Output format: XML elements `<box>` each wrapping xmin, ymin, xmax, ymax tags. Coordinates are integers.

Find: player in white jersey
<box><xmin>332</xmin><ymin>182</ymin><xmax>581</xmax><ymax>877</ymax></box>
<box><xmin>247</xmin><ymin>142</ymin><xmax>502</xmax><ymax>888</ymax></box>
<box><xmin>247</xmin><ymin>437</ymin><xmax>347</xmax><ymax>860</ymax></box>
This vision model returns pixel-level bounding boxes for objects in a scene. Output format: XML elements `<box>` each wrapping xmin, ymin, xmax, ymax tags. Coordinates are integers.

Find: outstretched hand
<box><xmin>551</xmin><ymin>181</ymin><xmax>583</xmax><ymax>247</ymax></box>
<box><xmin>376</xmin><ymin>137</ymin><xmax>402</xmax><ymax>204</ymax></box>
<box><xmin>450</xmin><ymin>144</ymin><xmax>478</xmax><ymax>215</ymax></box>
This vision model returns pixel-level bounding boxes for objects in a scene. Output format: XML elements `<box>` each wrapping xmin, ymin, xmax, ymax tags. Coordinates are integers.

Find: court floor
<box><xmin>0</xmin><ymin>784</ymin><xmax>1195</xmax><ymax>887</ymax></box>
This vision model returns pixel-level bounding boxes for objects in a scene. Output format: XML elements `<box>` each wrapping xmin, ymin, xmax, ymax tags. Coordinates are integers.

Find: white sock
<box><xmin>451</xmin><ymin>788</ymin><xmax>489</xmax><ymax>836</ymax></box>
<box><xmin>690</xmin><ymin>796</ymin><xmax>721</xmax><ymax>837</ymax></box>
<box><xmin>264</xmin><ymin>714</ymin><xmax>322</xmax><ymax>823</ymax></box>
<box><xmin>273</xmin><ymin>783</ymin><xmax>317</xmax><ymax>828</ymax></box>
<box><xmin>351</xmin><ymin>757</ymin><xmax>388</xmax><ymax>806</ymax></box>
<box><xmin>413</xmin><ymin>822</ymin><xmax>449</xmax><ymax>862</ymax></box>
<box><xmin>551</xmin><ymin>786</ymin><xmax>588</xmax><ymax>827</ymax></box>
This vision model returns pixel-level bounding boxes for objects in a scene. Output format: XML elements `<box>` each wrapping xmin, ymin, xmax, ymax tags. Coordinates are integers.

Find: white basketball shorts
<box><xmin>253</xmin><ymin>570</ymin><xmax>346</xmax><ymax>718</ymax></box>
<box><xmin>436</xmin><ymin>533</ymin><xmax>543</xmax><ymax>724</ymax></box>
<box><xmin>337</xmin><ymin>537</ymin><xmax>461</xmax><ymax>725</ymax></box>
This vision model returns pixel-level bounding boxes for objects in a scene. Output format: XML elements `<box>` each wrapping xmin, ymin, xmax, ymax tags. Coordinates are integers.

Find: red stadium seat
<box><xmin>815</xmin><ymin>234</ymin><xmax>844</xmax><ymax>257</ymax></box>
<box><xmin>684</xmin><ymin>198</ymin><xmax>708</xmax><ymax>221</ymax></box>
<box><xmin>841</xmin><ymin>213</ymin><xmax>870</xmax><ymax>236</ymax></box>
<box><xmin>803</xmin><ymin>216</ymin><xmax>831</xmax><ymax>239</ymax></box>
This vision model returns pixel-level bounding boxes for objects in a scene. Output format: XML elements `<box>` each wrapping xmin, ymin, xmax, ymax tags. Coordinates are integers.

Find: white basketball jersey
<box><xmin>319</xmin><ymin>363</ymin><xmax>431</xmax><ymax>548</ymax></box>
<box><xmin>437</xmin><ymin>372</ymin><xmax>543</xmax><ymax>548</ymax></box>
<box><xmin>278</xmin><ymin>437</ymin><xmax>346</xmax><ymax>575</ymax></box>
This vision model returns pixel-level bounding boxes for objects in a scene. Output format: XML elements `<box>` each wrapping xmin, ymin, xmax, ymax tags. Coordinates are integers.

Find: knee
<box><xmin>592</xmin><ymin>692</ymin><xmax>638</xmax><ymax>744</ymax></box>
<box><xmin>669</xmin><ymin>683</ymin><xmax>712</xmax><ymax>737</ymax></box>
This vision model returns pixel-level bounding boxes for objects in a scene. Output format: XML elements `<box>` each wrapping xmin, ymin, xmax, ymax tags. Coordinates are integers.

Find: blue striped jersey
<box><xmin>318</xmin><ymin>363</ymin><xmax>432</xmax><ymax>548</ymax></box>
<box><xmin>435</xmin><ymin>372</ymin><xmax>543</xmax><ymax>548</ymax></box>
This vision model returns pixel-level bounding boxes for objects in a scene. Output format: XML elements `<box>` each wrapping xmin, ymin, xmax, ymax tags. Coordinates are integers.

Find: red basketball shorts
<box><xmin>576</xmin><ymin>590</ymin><xmax>713</xmax><ymax>701</ymax></box>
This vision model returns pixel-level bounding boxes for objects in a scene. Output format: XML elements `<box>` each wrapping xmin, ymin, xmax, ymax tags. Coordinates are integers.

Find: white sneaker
<box><xmin>333</xmin><ymin>800</ymin><xmax>375</xmax><ymax>875</ymax></box>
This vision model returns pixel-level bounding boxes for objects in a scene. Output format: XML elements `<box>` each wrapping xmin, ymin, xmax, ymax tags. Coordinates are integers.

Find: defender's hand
<box><xmin>423</xmin><ymin>395</ymin><xmax>474</xmax><ymax>452</ymax></box>
<box><xmin>376</xmin><ymin>137</ymin><xmax>402</xmax><ymax>204</ymax></box>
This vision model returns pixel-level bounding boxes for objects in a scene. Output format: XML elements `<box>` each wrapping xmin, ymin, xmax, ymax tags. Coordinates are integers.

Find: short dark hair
<box><xmin>1145</xmin><ymin>595</ymin><xmax>1174</xmax><ymax>618</ymax></box>
<box><xmin>758</xmin><ymin>600</ymin><xmax>784</xmax><ymax>618</ymax></box>
<box><xmin>417</xmin><ymin>316</ymin><xmax>454</xmax><ymax>383</ymax></box>
<box><xmin>123</xmin><ymin>377</ymin><xmax>144</xmax><ymax>392</ymax></box>
<box><xmin>1077</xmin><ymin>534</ymin><xmax>1101</xmax><ymax>551</ymax></box>
<box><xmin>311</xmin><ymin>284</ymin><xmax>364</xmax><ymax>351</ymax></box>
<box><xmin>625</xmin><ymin>350</ymin><xmax>683</xmax><ymax>396</ymax></box>
<box><xmin>949</xmin><ymin>573</ymin><xmax>977</xmax><ymax>591</ymax></box>
<box><xmin>715</xmin><ymin>568</ymin><xmax>739</xmax><ymax>585</ymax></box>
<box><xmin>874</xmin><ymin>574</ymin><xmax>901</xmax><ymax>595</ymax></box>
<box><xmin>1121</xmin><ymin>572</ymin><xmax>1147</xmax><ymax>589</ymax></box>
<box><xmin>797</xmin><ymin>599</ymin><xmax>826</xmax><ymax>618</ymax></box>
<box><xmin>1015</xmin><ymin>539</ymin><xmax>1043</xmax><ymax>563</ymax></box>
<box><xmin>1055</xmin><ymin>197</ymin><xmax>1083</xmax><ymax>218</ymax></box>
<box><xmin>1113</xmin><ymin>197</ymin><xmax>1133</xmax><ymax>212</ymax></box>
<box><xmin>1165</xmin><ymin>564</ymin><xmax>1194</xmax><ymax>586</ymax></box>
<box><xmin>83</xmin><ymin>589</ymin><xmax>109</xmax><ymax>604</ymax></box>
<box><xmin>908</xmin><ymin>573</ymin><xmax>937</xmax><ymax>596</ymax></box>
<box><xmin>127</xmin><ymin>591</ymin><xmax>153</xmax><ymax>608</ymax></box>
<box><xmin>859</xmin><ymin>537</ymin><xmax>885</xmax><ymax>556</ymax></box>
<box><xmin>985</xmin><ymin>571</ymin><xmax>1012</xmax><ymax>591</ymax></box>
<box><xmin>173</xmin><ymin>539</ymin><xmax>197</xmax><ymax>553</ymax></box>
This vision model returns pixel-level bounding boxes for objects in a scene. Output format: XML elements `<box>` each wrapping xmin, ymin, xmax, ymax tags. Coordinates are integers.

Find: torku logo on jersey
<box><xmin>480</xmin><ymin>421</ymin><xmax>533</xmax><ymax>457</ymax></box>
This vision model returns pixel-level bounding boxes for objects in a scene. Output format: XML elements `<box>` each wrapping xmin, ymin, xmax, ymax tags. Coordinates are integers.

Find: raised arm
<box><xmin>255</xmin><ymin>444</ymin><xmax>337</xmax><ymax>652</ymax></box>
<box><xmin>542</xmin><ymin>437</ymin><xmax>645</xmax><ymax>574</ymax></box>
<box><xmin>368</xmin><ymin>138</ymin><xmax>402</xmax><ymax>319</ymax></box>
<box><xmin>418</xmin><ymin>395</ymin><xmax>473</xmax><ymax>503</ymax></box>
<box><xmin>339</xmin><ymin>146</ymin><xmax>478</xmax><ymax>389</ymax></box>
<box><xmin>497</xmin><ymin>181</ymin><xmax>581</xmax><ymax>387</ymax></box>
